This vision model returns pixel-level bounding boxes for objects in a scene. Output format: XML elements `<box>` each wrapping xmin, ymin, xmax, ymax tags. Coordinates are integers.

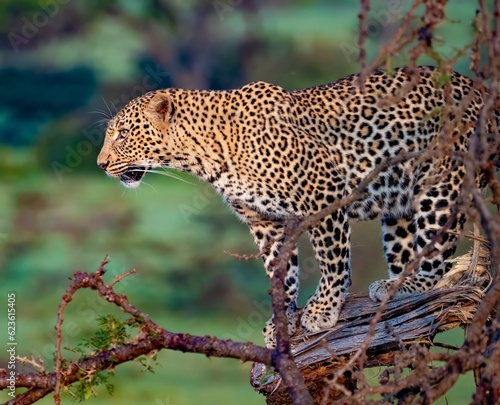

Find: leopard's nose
<box><xmin>98</xmin><ymin>161</ymin><xmax>109</xmax><ymax>170</ymax></box>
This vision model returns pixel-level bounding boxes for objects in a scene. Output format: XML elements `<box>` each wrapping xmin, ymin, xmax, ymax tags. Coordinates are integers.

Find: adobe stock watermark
<box><xmin>178</xmin><ymin>183</ymin><xmax>220</xmax><ymax>224</ymax></box>
<box><xmin>51</xmin><ymin>65</ymin><xmax>170</xmax><ymax>181</ymax></box>
<box><xmin>222</xmin><ymin>299</ymin><xmax>271</xmax><ymax>342</ymax></box>
<box><xmin>108</xmin><ymin>65</ymin><xmax>170</xmax><ymax>111</ymax></box>
<box><xmin>51</xmin><ymin>126</ymin><xmax>102</xmax><ymax>181</ymax></box>
<box><xmin>222</xmin><ymin>255</ymin><xmax>318</xmax><ymax>342</ymax></box>
<box><xmin>7</xmin><ymin>0</ymin><xmax>70</xmax><ymax>53</ymax></box>
<box><xmin>213</xmin><ymin>0</ymin><xmax>243</xmax><ymax>22</ymax></box>
<box><xmin>155</xmin><ymin>397</ymin><xmax>178</xmax><ymax>405</ymax></box>
<box><xmin>340</xmin><ymin>0</ymin><xmax>404</xmax><ymax>63</ymax></box>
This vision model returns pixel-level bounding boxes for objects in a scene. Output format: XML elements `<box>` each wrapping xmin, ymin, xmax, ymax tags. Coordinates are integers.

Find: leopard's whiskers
<box><xmin>127</xmin><ymin>165</ymin><xmax>195</xmax><ymax>186</ymax></box>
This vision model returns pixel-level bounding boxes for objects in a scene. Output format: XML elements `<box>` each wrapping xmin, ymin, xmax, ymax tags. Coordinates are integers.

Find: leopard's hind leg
<box><xmin>369</xmin><ymin>165</ymin><xmax>466</xmax><ymax>301</ymax></box>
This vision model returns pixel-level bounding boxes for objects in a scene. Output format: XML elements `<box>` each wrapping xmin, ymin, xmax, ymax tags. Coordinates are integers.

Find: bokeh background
<box><xmin>0</xmin><ymin>0</ymin><xmax>493</xmax><ymax>404</ymax></box>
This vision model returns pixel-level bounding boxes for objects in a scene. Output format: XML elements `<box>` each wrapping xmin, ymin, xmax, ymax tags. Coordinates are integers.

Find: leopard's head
<box><xmin>97</xmin><ymin>91</ymin><xmax>176</xmax><ymax>188</ymax></box>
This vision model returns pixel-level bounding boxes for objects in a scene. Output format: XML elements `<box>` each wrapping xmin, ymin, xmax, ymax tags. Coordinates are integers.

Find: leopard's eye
<box><xmin>116</xmin><ymin>129</ymin><xmax>129</xmax><ymax>140</ymax></box>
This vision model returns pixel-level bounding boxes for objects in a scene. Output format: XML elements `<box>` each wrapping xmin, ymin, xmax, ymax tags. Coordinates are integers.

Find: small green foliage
<box><xmin>66</xmin><ymin>315</ymin><xmax>160</xmax><ymax>400</ymax></box>
<box><xmin>63</xmin><ymin>314</ymin><xmax>144</xmax><ymax>401</ymax></box>
<box><xmin>435</xmin><ymin>71</ymin><xmax>453</xmax><ymax>88</ymax></box>
<box><xmin>68</xmin><ymin>369</ymin><xmax>115</xmax><ymax>402</ymax></box>
<box><xmin>137</xmin><ymin>352</ymin><xmax>160</xmax><ymax>373</ymax></box>
<box><xmin>383</xmin><ymin>57</ymin><xmax>395</xmax><ymax>77</ymax></box>
<box><xmin>82</xmin><ymin>315</ymin><xmax>131</xmax><ymax>352</ymax></box>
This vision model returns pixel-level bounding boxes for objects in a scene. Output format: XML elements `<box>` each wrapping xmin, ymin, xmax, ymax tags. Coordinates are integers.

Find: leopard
<box><xmin>97</xmin><ymin>66</ymin><xmax>499</xmax><ymax>348</ymax></box>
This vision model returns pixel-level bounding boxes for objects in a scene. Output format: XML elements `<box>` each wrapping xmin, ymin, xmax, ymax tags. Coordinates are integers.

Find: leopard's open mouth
<box><xmin>119</xmin><ymin>167</ymin><xmax>147</xmax><ymax>188</ymax></box>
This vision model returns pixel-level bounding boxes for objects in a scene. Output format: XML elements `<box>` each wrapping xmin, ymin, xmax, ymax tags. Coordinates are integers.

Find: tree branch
<box><xmin>0</xmin><ymin>260</ymin><xmax>273</xmax><ymax>405</ymax></box>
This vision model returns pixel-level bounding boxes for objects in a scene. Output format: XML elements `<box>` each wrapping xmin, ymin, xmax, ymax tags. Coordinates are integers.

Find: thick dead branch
<box><xmin>251</xmin><ymin>243</ymin><xmax>492</xmax><ymax>404</ymax></box>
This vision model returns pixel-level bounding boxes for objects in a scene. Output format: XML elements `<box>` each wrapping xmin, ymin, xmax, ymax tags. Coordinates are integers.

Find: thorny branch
<box><xmin>1</xmin><ymin>258</ymin><xmax>274</xmax><ymax>405</ymax></box>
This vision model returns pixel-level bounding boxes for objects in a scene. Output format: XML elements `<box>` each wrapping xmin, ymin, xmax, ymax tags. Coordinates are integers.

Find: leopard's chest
<box><xmin>213</xmin><ymin>173</ymin><xmax>294</xmax><ymax>218</ymax></box>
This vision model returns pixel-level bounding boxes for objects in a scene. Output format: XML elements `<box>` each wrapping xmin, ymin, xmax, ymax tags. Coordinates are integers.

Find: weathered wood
<box><xmin>251</xmin><ymin>242</ymin><xmax>491</xmax><ymax>404</ymax></box>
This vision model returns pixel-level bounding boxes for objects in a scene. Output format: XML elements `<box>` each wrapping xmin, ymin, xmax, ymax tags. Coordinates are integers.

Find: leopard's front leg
<box><xmin>260</xmin><ymin>237</ymin><xmax>299</xmax><ymax>349</ymax></box>
<box><xmin>302</xmin><ymin>209</ymin><xmax>351</xmax><ymax>332</ymax></box>
<box><xmin>232</xmin><ymin>203</ymin><xmax>299</xmax><ymax>348</ymax></box>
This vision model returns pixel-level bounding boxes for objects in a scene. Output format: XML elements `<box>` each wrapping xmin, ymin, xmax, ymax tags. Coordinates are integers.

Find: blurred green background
<box><xmin>0</xmin><ymin>0</ymin><xmax>492</xmax><ymax>404</ymax></box>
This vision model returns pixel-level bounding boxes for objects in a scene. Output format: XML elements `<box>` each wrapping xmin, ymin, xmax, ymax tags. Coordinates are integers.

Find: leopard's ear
<box><xmin>144</xmin><ymin>93</ymin><xmax>175</xmax><ymax>127</ymax></box>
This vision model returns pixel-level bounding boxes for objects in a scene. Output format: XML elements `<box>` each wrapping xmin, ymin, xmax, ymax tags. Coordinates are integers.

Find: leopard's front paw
<box><xmin>263</xmin><ymin>306</ymin><xmax>299</xmax><ymax>348</ymax></box>
<box><xmin>368</xmin><ymin>279</ymin><xmax>393</xmax><ymax>302</ymax></box>
<box><xmin>369</xmin><ymin>279</ymin><xmax>414</xmax><ymax>302</ymax></box>
<box><xmin>300</xmin><ymin>297</ymin><xmax>341</xmax><ymax>333</ymax></box>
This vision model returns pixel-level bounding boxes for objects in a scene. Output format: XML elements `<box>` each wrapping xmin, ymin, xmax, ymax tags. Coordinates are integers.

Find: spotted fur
<box><xmin>97</xmin><ymin>66</ymin><xmax>499</xmax><ymax>347</ymax></box>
